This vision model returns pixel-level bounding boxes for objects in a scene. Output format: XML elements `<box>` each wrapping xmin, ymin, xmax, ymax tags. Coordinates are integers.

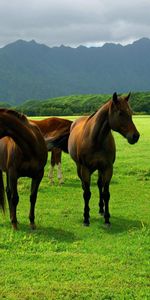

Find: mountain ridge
<box><xmin>0</xmin><ymin>38</ymin><xmax>150</xmax><ymax>104</ymax></box>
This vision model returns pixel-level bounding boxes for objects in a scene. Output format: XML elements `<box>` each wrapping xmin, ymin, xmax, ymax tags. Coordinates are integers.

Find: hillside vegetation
<box><xmin>11</xmin><ymin>91</ymin><xmax>150</xmax><ymax>115</ymax></box>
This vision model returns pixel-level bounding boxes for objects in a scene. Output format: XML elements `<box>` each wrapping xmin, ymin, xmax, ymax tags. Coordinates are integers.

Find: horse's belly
<box><xmin>68</xmin><ymin>133</ymin><xmax>79</xmax><ymax>162</ymax></box>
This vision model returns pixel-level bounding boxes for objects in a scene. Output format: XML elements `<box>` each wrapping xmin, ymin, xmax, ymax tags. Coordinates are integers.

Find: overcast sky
<box><xmin>0</xmin><ymin>0</ymin><xmax>149</xmax><ymax>48</ymax></box>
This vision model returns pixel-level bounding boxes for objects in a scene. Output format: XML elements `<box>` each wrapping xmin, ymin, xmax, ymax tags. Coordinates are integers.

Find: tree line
<box><xmin>0</xmin><ymin>92</ymin><xmax>150</xmax><ymax>116</ymax></box>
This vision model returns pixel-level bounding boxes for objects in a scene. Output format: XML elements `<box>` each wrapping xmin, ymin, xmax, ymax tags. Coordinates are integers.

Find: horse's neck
<box><xmin>92</xmin><ymin>102</ymin><xmax>110</xmax><ymax>143</ymax></box>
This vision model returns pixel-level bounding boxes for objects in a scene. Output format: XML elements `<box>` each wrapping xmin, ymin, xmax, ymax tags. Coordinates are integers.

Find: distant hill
<box><xmin>14</xmin><ymin>92</ymin><xmax>150</xmax><ymax>115</ymax></box>
<box><xmin>0</xmin><ymin>38</ymin><xmax>150</xmax><ymax>104</ymax></box>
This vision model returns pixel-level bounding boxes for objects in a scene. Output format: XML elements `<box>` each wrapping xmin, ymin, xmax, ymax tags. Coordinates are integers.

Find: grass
<box><xmin>0</xmin><ymin>116</ymin><xmax>150</xmax><ymax>300</ymax></box>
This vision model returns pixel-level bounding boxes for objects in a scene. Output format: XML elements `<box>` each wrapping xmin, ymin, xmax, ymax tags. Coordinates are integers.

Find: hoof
<box><xmin>11</xmin><ymin>220</ymin><xmax>19</xmax><ymax>230</ymax></box>
<box><xmin>99</xmin><ymin>211</ymin><xmax>104</xmax><ymax>216</ymax></box>
<box><xmin>12</xmin><ymin>223</ymin><xmax>18</xmax><ymax>230</ymax></box>
<box><xmin>83</xmin><ymin>221</ymin><xmax>90</xmax><ymax>227</ymax></box>
<box><xmin>49</xmin><ymin>178</ymin><xmax>54</xmax><ymax>185</ymax></box>
<box><xmin>30</xmin><ymin>223</ymin><xmax>36</xmax><ymax>230</ymax></box>
<box><xmin>59</xmin><ymin>180</ymin><xmax>64</xmax><ymax>185</ymax></box>
<box><xmin>103</xmin><ymin>222</ymin><xmax>111</xmax><ymax>229</ymax></box>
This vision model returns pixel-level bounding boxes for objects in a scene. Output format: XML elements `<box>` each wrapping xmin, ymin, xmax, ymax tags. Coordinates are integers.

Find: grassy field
<box><xmin>0</xmin><ymin>116</ymin><xmax>149</xmax><ymax>300</ymax></box>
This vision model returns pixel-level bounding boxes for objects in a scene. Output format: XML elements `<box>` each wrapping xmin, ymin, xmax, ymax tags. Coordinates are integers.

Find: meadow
<box><xmin>0</xmin><ymin>116</ymin><xmax>149</xmax><ymax>300</ymax></box>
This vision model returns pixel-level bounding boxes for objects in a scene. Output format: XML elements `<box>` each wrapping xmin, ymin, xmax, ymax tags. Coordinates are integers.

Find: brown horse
<box><xmin>31</xmin><ymin>117</ymin><xmax>72</xmax><ymax>184</ymax></box>
<box><xmin>48</xmin><ymin>92</ymin><xmax>140</xmax><ymax>226</ymax></box>
<box><xmin>0</xmin><ymin>109</ymin><xmax>48</xmax><ymax>229</ymax></box>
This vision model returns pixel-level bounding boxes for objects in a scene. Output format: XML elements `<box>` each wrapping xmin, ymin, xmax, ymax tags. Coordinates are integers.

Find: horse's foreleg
<box><xmin>103</xmin><ymin>182</ymin><xmax>110</xmax><ymax>225</ymax></box>
<box><xmin>97</xmin><ymin>171</ymin><xmax>104</xmax><ymax>215</ymax></box>
<box><xmin>79</xmin><ymin>166</ymin><xmax>91</xmax><ymax>226</ymax></box>
<box><xmin>82</xmin><ymin>182</ymin><xmax>91</xmax><ymax>226</ymax></box>
<box><xmin>29</xmin><ymin>171</ymin><xmax>44</xmax><ymax>229</ymax></box>
<box><xmin>102</xmin><ymin>167</ymin><xmax>113</xmax><ymax>225</ymax></box>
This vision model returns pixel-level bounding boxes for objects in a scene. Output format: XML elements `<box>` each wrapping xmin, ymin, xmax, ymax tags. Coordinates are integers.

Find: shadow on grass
<box><xmin>64</xmin><ymin>178</ymin><xmax>119</xmax><ymax>189</ymax></box>
<box><xmin>90</xmin><ymin>214</ymin><xmax>145</xmax><ymax>234</ymax></box>
<box><xmin>18</xmin><ymin>223</ymin><xmax>78</xmax><ymax>243</ymax></box>
<box><xmin>0</xmin><ymin>222</ymin><xmax>79</xmax><ymax>254</ymax></box>
<box><xmin>61</xmin><ymin>181</ymin><xmax>80</xmax><ymax>188</ymax></box>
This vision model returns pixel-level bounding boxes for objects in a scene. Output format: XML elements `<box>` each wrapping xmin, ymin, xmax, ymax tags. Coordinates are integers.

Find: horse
<box><xmin>31</xmin><ymin>117</ymin><xmax>72</xmax><ymax>185</ymax></box>
<box><xmin>48</xmin><ymin>92</ymin><xmax>140</xmax><ymax>226</ymax></box>
<box><xmin>0</xmin><ymin>108</ymin><xmax>48</xmax><ymax>229</ymax></box>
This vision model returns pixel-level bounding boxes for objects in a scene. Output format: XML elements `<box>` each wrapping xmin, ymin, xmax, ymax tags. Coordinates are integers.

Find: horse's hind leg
<box><xmin>29</xmin><ymin>171</ymin><xmax>44</xmax><ymax>229</ymax></box>
<box><xmin>7</xmin><ymin>172</ymin><xmax>19</xmax><ymax>230</ymax></box>
<box><xmin>49</xmin><ymin>148</ymin><xmax>64</xmax><ymax>185</ymax></box>
<box><xmin>57</xmin><ymin>162</ymin><xmax>64</xmax><ymax>185</ymax></box>
<box><xmin>78</xmin><ymin>165</ymin><xmax>91</xmax><ymax>226</ymax></box>
<box><xmin>55</xmin><ymin>149</ymin><xmax>64</xmax><ymax>185</ymax></box>
<box><xmin>97</xmin><ymin>171</ymin><xmax>104</xmax><ymax>215</ymax></box>
<box><xmin>49</xmin><ymin>150</ymin><xmax>55</xmax><ymax>185</ymax></box>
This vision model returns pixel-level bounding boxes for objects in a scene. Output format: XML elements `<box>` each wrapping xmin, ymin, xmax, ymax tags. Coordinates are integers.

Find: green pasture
<box><xmin>0</xmin><ymin>116</ymin><xmax>149</xmax><ymax>300</ymax></box>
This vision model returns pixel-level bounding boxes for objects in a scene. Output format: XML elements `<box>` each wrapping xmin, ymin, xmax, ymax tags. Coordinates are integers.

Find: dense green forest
<box><xmin>0</xmin><ymin>91</ymin><xmax>150</xmax><ymax>115</ymax></box>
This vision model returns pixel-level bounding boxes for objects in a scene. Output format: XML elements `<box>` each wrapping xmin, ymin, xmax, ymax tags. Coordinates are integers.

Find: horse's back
<box><xmin>31</xmin><ymin>117</ymin><xmax>72</xmax><ymax>137</ymax></box>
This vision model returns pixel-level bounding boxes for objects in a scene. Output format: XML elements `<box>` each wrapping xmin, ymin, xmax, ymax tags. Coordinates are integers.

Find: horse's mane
<box><xmin>87</xmin><ymin>110</ymin><xmax>98</xmax><ymax>120</ymax></box>
<box><xmin>87</xmin><ymin>103</ymin><xmax>105</xmax><ymax>122</ymax></box>
<box><xmin>86</xmin><ymin>96</ymin><xmax>117</xmax><ymax>122</ymax></box>
<box><xmin>0</xmin><ymin>108</ymin><xmax>28</xmax><ymax>123</ymax></box>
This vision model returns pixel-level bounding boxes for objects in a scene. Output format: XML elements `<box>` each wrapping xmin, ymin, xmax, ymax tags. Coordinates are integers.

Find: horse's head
<box><xmin>109</xmin><ymin>92</ymin><xmax>140</xmax><ymax>144</ymax></box>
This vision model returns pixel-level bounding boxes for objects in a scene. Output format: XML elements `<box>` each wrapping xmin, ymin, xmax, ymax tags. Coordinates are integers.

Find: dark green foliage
<box><xmin>0</xmin><ymin>102</ymin><xmax>11</xmax><ymax>108</ymax></box>
<box><xmin>15</xmin><ymin>92</ymin><xmax>150</xmax><ymax>115</ymax></box>
<box><xmin>130</xmin><ymin>92</ymin><xmax>150</xmax><ymax>114</ymax></box>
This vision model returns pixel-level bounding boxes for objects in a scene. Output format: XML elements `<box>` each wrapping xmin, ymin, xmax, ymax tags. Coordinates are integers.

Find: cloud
<box><xmin>0</xmin><ymin>0</ymin><xmax>150</xmax><ymax>47</ymax></box>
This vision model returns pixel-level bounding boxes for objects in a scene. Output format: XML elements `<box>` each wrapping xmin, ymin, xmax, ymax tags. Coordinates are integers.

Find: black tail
<box><xmin>46</xmin><ymin>133</ymin><xmax>69</xmax><ymax>153</ymax></box>
<box><xmin>0</xmin><ymin>170</ymin><xmax>5</xmax><ymax>213</ymax></box>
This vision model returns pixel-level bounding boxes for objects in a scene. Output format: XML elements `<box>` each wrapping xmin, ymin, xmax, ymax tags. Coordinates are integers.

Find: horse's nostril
<box><xmin>133</xmin><ymin>133</ymin><xmax>140</xmax><ymax>142</ymax></box>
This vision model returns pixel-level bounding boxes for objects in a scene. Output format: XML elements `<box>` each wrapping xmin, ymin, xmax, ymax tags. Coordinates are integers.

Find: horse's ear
<box><xmin>126</xmin><ymin>92</ymin><xmax>131</xmax><ymax>102</ymax></box>
<box><xmin>112</xmin><ymin>92</ymin><xmax>118</xmax><ymax>104</ymax></box>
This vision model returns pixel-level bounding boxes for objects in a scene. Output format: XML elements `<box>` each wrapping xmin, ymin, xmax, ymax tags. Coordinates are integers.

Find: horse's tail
<box><xmin>46</xmin><ymin>133</ymin><xmax>70</xmax><ymax>153</ymax></box>
<box><xmin>0</xmin><ymin>170</ymin><xmax>5</xmax><ymax>212</ymax></box>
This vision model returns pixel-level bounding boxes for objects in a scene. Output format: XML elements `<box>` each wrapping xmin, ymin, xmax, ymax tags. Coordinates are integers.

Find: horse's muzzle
<box><xmin>127</xmin><ymin>132</ymin><xmax>140</xmax><ymax>144</ymax></box>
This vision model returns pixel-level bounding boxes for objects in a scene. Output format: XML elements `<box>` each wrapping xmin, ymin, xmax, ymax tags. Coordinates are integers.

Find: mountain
<box><xmin>0</xmin><ymin>38</ymin><xmax>150</xmax><ymax>104</ymax></box>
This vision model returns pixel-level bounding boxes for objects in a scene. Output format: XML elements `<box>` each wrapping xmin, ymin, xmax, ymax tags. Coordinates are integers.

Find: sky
<box><xmin>0</xmin><ymin>0</ymin><xmax>149</xmax><ymax>48</ymax></box>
